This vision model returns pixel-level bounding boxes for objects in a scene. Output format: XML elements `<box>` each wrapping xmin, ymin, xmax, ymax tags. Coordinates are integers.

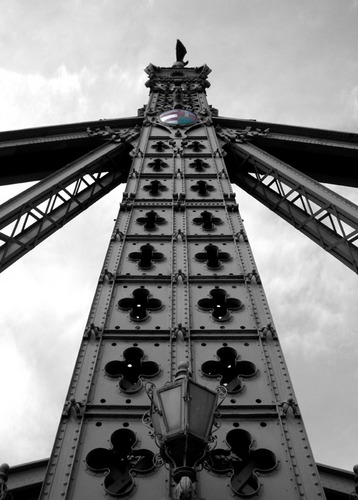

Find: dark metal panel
<box><xmin>87</xmin><ymin>339</ymin><xmax>170</xmax><ymax>406</ymax></box>
<box><xmin>187</xmin><ymin>240</ymin><xmax>243</xmax><ymax>276</ymax></box>
<box><xmin>105</xmin><ymin>282</ymin><xmax>171</xmax><ymax>331</ymax></box>
<box><xmin>189</xmin><ymin>281</ymin><xmax>257</xmax><ymax>331</ymax></box>
<box><xmin>192</xmin><ymin>339</ymin><xmax>275</xmax><ymax>405</ymax></box>
<box><xmin>199</xmin><ymin>418</ymin><xmax>316</xmax><ymax>499</ymax></box>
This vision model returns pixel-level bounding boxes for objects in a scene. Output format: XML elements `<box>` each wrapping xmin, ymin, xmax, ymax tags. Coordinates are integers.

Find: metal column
<box><xmin>39</xmin><ymin>61</ymin><xmax>326</xmax><ymax>499</ymax></box>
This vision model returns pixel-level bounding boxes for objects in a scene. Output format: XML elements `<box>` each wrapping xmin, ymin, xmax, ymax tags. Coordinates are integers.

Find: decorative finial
<box><xmin>173</xmin><ymin>39</ymin><xmax>188</xmax><ymax>68</ymax></box>
<box><xmin>174</xmin><ymin>361</ymin><xmax>191</xmax><ymax>380</ymax></box>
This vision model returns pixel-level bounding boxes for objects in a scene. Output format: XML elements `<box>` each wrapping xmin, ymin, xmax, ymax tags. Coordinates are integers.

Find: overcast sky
<box><xmin>1</xmin><ymin>0</ymin><xmax>358</xmax><ymax>474</ymax></box>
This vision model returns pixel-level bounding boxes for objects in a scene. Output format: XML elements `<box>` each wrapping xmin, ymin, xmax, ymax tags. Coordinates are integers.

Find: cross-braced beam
<box><xmin>225</xmin><ymin>141</ymin><xmax>358</xmax><ymax>273</ymax></box>
<box><xmin>0</xmin><ymin>140</ymin><xmax>133</xmax><ymax>273</ymax></box>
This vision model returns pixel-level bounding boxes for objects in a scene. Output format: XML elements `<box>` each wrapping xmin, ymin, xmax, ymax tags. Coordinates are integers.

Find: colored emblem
<box><xmin>159</xmin><ymin>109</ymin><xmax>197</xmax><ymax>126</ymax></box>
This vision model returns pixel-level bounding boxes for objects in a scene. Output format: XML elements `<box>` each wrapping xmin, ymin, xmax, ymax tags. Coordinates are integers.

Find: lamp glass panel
<box><xmin>187</xmin><ymin>382</ymin><xmax>217</xmax><ymax>440</ymax></box>
<box><xmin>158</xmin><ymin>383</ymin><xmax>183</xmax><ymax>434</ymax></box>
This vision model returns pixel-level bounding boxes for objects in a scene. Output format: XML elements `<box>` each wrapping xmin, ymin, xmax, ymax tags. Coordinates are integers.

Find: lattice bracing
<box><xmin>0</xmin><ymin>140</ymin><xmax>134</xmax><ymax>272</ymax></box>
<box><xmin>223</xmin><ymin>140</ymin><xmax>358</xmax><ymax>273</ymax></box>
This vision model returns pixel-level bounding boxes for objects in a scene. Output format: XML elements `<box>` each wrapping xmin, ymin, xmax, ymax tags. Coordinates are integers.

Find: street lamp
<box><xmin>143</xmin><ymin>362</ymin><xmax>225</xmax><ymax>498</ymax></box>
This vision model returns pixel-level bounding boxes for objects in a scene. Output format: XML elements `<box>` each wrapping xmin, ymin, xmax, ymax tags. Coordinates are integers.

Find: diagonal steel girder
<box><xmin>225</xmin><ymin>141</ymin><xmax>358</xmax><ymax>273</ymax></box>
<box><xmin>0</xmin><ymin>140</ymin><xmax>133</xmax><ymax>273</ymax></box>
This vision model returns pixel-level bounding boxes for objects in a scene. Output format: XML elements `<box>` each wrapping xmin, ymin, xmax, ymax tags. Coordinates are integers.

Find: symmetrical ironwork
<box><xmin>3</xmin><ymin>42</ymin><xmax>358</xmax><ymax>499</ymax></box>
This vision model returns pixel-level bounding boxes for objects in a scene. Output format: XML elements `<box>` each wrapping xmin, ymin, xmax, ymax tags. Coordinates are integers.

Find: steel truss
<box><xmin>0</xmin><ymin>139</ymin><xmax>134</xmax><ymax>273</ymax></box>
<box><xmin>223</xmin><ymin>139</ymin><xmax>358</xmax><ymax>273</ymax></box>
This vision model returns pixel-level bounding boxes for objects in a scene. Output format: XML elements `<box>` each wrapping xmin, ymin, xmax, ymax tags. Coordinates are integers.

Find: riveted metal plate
<box><xmin>87</xmin><ymin>339</ymin><xmax>170</xmax><ymax>405</ymax></box>
<box><xmin>182</xmin><ymin>140</ymin><xmax>211</xmax><ymax>155</ymax></box>
<box><xmin>199</xmin><ymin>418</ymin><xmax>311</xmax><ymax>500</ymax></box>
<box><xmin>189</xmin><ymin>282</ymin><xmax>257</xmax><ymax>331</ymax></box>
<box><xmin>106</xmin><ymin>283</ymin><xmax>171</xmax><ymax>331</ymax></box>
<box><xmin>191</xmin><ymin>340</ymin><xmax>275</xmax><ymax>405</ymax></box>
<box><xmin>226</xmin><ymin>209</ymin><xmax>247</xmax><ymax>234</ymax></box>
<box><xmin>131</xmin><ymin>177</ymin><xmax>174</xmax><ymax>200</ymax></box>
<box><xmin>117</xmin><ymin>240</ymin><xmax>172</xmax><ymax>276</ymax></box>
<box><xmin>67</xmin><ymin>419</ymin><xmax>165</xmax><ymax>500</ymax></box>
<box><xmin>184</xmin><ymin>157</ymin><xmax>218</xmax><ymax>175</ymax></box>
<box><xmin>186</xmin><ymin>207</ymin><xmax>231</xmax><ymax>236</ymax></box>
<box><xmin>188</xmin><ymin>240</ymin><xmax>243</xmax><ymax>276</ymax></box>
<box><xmin>184</xmin><ymin>178</ymin><xmax>223</xmax><ymax>201</ymax></box>
<box><xmin>141</xmin><ymin>157</ymin><xmax>175</xmax><ymax>175</ymax></box>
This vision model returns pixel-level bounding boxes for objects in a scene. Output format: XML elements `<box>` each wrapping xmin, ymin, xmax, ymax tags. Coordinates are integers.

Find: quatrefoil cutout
<box><xmin>191</xmin><ymin>180</ymin><xmax>215</xmax><ymax>197</ymax></box>
<box><xmin>201</xmin><ymin>346</ymin><xmax>256</xmax><ymax>393</ymax></box>
<box><xmin>128</xmin><ymin>243</ymin><xmax>165</xmax><ymax>270</ymax></box>
<box><xmin>195</xmin><ymin>243</ymin><xmax>231</xmax><ymax>270</ymax></box>
<box><xmin>198</xmin><ymin>288</ymin><xmax>243</xmax><ymax>321</ymax></box>
<box><xmin>189</xmin><ymin>159</ymin><xmax>210</xmax><ymax>172</ymax></box>
<box><xmin>206</xmin><ymin>428</ymin><xmax>277</xmax><ymax>497</ymax></box>
<box><xmin>187</xmin><ymin>140</ymin><xmax>205</xmax><ymax>152</ymax></box>
<box><xmin>143</xmin><ymin>180</ymin><xmax>168</xmax><ymax>196</ymax></box>
<box><xmin>147</xmin><ymin>158</ymin><xmax>169</xmax><ymax>172</ymax></box>
<box><xmin>152</xmin><ymin>140</ymin><xmax>169</xmax><ymax>152</ymax></box>
<box><xmin>136</xmin><ymin>210</ymin><xmax>166</xmax><ymax>231</ymax></box>
<box><xmin>105</xmin><ymin>347</ymin><xmax>160</xmax><ymax>393</ymax></box>
<box><xmin>193</xmin><ymin>210</ymin><xmax>223</xmax><ymax>231</ymax></box>
<box><xmin>118</xmin><ymin>288</ymin><xmax>163</xmax><ymax>322</ymax></box>
<box><xmin>85</xmin><ymin>428</ymin><xmax>155</xmax><ymax>497</ymax></box>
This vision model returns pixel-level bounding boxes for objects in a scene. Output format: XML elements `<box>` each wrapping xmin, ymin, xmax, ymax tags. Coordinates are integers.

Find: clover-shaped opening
<box><xmin>86</xmin><ymin>428</ymin><xmax>155</xmax><ymax>497</ymax></box>
<box><xmin>189</xmin><ymin>159</ymin><xmax>210</xmax><ymax>172</ymax></box>
<box><xmin>105</xmin><ymin>347</ymin><xmax>160</xmax><ymax>393</ymax></box>
<box><xmin>147</xmin><ymin>158</ymin><xmax>168</xmax><ymax>172</ymax></box>
<box><xmin>206</xmin><ymin>428</ymin><xmax>277</xmax><ymax>497</ymax></box>
<box><xmin>192</xmin><ymin>210</ymin><xmax>223</xmax><ymax>231</ymax></box>
<box><xmin>143</xmin><ymin>180</ymin><xmax>168</xmax><ymax>196</ymax></box>
<box><xmin>187</xmin><ymin>140</ymin><xmax>205</xmax><ymax>152</ymax></box>
<box><xmin>198</xmin><ymin>288</ymin><xmax>243</xmax><ymax>322</ymax></box>
<box><xmin>136</xmin><ymin>210</ymin><xmax>166</xmax><ymax>231</ymax></box>
<box><xmin>194</xmin><ymin>243</ymin><xmax>231</xmax><ymax>270</ymax></box>
<box><xmin>201</xmin><ymin>346</ymin><xmax>256</xmax><ymax>393</ymax></box>
<box><xmin>128</xmin><ymin>243</ymin><xmax>164</xmax><ymax>270</ymax></box>
<box><xmin>152</xmin><ymin>140</ymin><xmax>169</xmax><ymax>152</ymax></box>
<box><xmin>191</xmin><ymin>180</ymin><xmax>215</xmax><ymax>197</ymax></box>
<box><xmin>118</xmin><ymin>288</ymin><xmax>163</xmax><ymax>322</ymax></box>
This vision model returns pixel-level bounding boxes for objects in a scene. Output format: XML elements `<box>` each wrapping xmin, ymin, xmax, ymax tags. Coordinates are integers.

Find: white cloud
<box><xmin>341</xmin><ymin>85</ymin><xmax>358</xmax><ymax>120</ymax></box>
<box><xmin>0</xmin><ymin>64</ymin><xmax>147</xmax><ymax>132</ymax></box>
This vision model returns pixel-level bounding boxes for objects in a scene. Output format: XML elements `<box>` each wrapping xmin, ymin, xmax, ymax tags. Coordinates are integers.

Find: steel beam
<box><xmin>0</xmin><ymin>140</ymin><xmax>133</xmax><ymax>272</ymax></box>
<box><xmin>225</xmin><ymin>140</ymin><xmax>358</xmax><ymax>273</ymax></box>
<box><xmin>215</xmin><ymin>117</ymin><xmax>358</xmax><ymax>187</ymax></box>
<box><xmin>0</xmin><ymin>116</ymin><xmax>142</xmax><ymax>185</ymax></box>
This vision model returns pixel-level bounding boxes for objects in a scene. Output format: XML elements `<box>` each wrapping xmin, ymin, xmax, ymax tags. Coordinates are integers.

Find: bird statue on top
<box><xmin>173</xmin><ymin>39</ymin><xmax>188</xmax><ymax>68</ymax></box>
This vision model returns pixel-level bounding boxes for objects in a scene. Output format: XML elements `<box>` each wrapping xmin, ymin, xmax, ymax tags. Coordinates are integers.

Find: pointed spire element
<box><xmin>173</xmin><ymin>39</ymin><xmax>188</xmax><ymax>68</ymax></box>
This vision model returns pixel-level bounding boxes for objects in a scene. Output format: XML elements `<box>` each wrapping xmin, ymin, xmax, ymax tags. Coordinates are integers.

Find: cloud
<box><xmin>0</xmin><ymin>64</ymin><xmax>147</xmax><ymax>132</ymax></box>
<box><xmin>341</xmin><ymin>85</ymin><xmax>358</xmax><ymax>120</ymax></box>
<box><xmin>0</xmin><ymin>66</ymin><xmax>90</xmax><ymax>130</ymax></box>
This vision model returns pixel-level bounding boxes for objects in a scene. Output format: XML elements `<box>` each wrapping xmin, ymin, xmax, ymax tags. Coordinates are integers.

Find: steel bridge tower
<box><xmin>1</xmin><ymin>43</ymin><xmax>358</xmax><ymax>500</ymax></box>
